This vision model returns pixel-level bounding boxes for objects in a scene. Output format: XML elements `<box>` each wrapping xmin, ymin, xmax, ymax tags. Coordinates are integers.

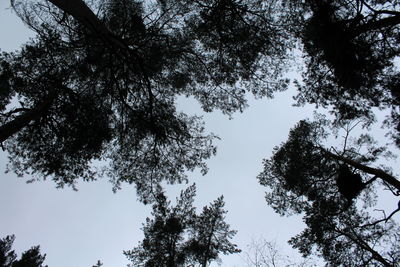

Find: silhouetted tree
<box><xmin>0</xmin><ymin>0</ymin><xmax>291</xmax><ymax>201</ymax></box>
<box><xmin>0</xmin><ymin>235</ymin><xmax>47</xmax><ymax>267</ymax></box>
<box><xmin>124</xmin><ymin>184</ymin><xmax>240</xmax><ymax>267</ymax></box>
<box><xmin>258</xmin><ymin>118</ymin><xmax>400</xmax><ymax>266</ymax></box>
<box><xmin>284</xmin><ymin>0</ymin><xmax>400</xmax><ymax>145</ymax></box>
<box><xmin>0</xmin><ymin>236</ymin><xmax>16</xmax><ymax>267</ymax></box>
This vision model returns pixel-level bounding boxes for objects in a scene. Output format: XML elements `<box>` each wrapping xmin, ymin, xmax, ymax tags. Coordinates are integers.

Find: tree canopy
<box><xmin>124</xmin><ymin>184</ymin><xmax>240</xmax><ymax>267</ymax></box>
<box><xmin>0</xmin><ymin>235</ymin><xmax>47</xmax><ymax>267</ymax></box>
<box><xmin>258</xmin><ymin>118</ymin><xmax>400</xmax><ymax>266</ymax></box>
<box><xmin>0</xmin><ymin>0</ymin><xmax>292</xmax><ymax>201</ymax></box>
<box><xmin>2</xmin><ymin>0</ymin><xmax>399</xmax><ymax>199</ymax></box>
<box><xmin>255</xmin><ymin>1</ymin><xmax>400</xmax><ymax>263</ymax></box>
<box><xmin>286</xmin><ymin>0</ymin><xmax>400</xmax><ymax>145</ymax></box>
<box><xmin>2</xmin><ymin>0</ymin><xmax>400</xmax><ymax>266</ymax></box>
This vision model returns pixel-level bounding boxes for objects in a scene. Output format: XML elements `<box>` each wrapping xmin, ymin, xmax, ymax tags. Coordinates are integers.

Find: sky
<box><xmin>0</xmin><ymin>2</ymin><xmax>398</xmax><ymax>267</ymax></box>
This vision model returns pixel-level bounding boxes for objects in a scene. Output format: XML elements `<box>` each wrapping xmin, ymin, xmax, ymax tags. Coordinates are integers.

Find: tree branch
<box><xmin>46</xmin><ymin>0</ymin><xmax>128</xmax><ymax>51</ymax></box>
<box><xmin>320</xmin><ymin>147</ymin><xmax>400</xmax><ymax>191</ymax></box>
<box><xmin>353</xmin><ymin>14</ymin><xmax>400</xmax><ymax>36</ymax></box>
<box><xmin>0</xmin><ymin>91</ymin><xmax>56</xmax><ymax>143</ymax></box>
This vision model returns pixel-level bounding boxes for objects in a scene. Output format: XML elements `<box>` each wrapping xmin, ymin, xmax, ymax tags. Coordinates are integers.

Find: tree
<box><xmin>0</xmin><ymin>0</ymin><xmax>292</xmax><ymax>200</ymax></box>
<box><xmin>254</xmin><ymin>1</ymin><xmax>400</xmax><ymax>262</ymax></box>
<box><xmin>258</xmin><ymin>118</ymin><xmax>400</xmax><ymax>266</ymax></box>
<box><xmin>242</xmin><ymin>238</ymin><xmax>317</xmax><ymax>267</ymax></box>
<box><xmin>124</xmin><ymin>184</ymin><xmax>240</xmax><ymax>267</ymax></box>
<box><xmin>0</xmin><ymin>235</ymin><xmax>47</xmax><ymax>267</ymax></box>
<box><xmin>284</xmin><ymin>0</ymin><xmax>400</xmax><ymax>145</ymax></box>
<box><xmin>0</xmin><ymin>236</ymin><xmax>16</xmax><ymax>267</ymax></box>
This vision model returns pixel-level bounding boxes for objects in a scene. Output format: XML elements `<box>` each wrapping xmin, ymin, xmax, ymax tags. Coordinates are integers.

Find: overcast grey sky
<box><xmin>1</xmin><ymin>2</ymin><xmax>398</xmax><ymax>267</ymax></box>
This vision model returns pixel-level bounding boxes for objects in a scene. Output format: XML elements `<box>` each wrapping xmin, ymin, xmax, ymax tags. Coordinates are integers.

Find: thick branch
<box><xmin>353</xmin><ymin>15</ymin><xmax>400</xmax><ymax>36</ymax></box>
<box><xmin>0</xmin><ymin>92</ymin><xmax>56</xmax><ymax>143</ymax></box>
<box><xmin>321</xmin><ymin>147</ymin><xmax>400</xmax><ymax>191</ymax></box>
<box><xmin>47</xmin><ymin>0</ymin><xmax>128</xmax><ymax>51</ymax></box>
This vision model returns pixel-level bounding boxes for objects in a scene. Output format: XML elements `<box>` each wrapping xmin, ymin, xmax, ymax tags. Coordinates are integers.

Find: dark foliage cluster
<box><xmin>286</xmin><ymin>0</ymin><xmax>400</xmax><ymax>143</ymax></box>
<box><xmin>336</xmin><ymin>164</ymin><xmax>364</xmax><ymax>202</ymax></box>
<box><xmin>0</xmin><ymin>235</ymin><xmax>47</xmax><ymax>267</ymax></box>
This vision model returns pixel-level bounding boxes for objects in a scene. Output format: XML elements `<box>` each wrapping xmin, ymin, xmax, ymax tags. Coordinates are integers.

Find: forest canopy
<box><xmin>1</xmin><ymin>0</ymin><xmax>292</xmax><ymax>201</ymax></box>
<box><xmin>1</xmin><ymin>0</ymin><xmax>400</xmax><ymax>266</ymax></box>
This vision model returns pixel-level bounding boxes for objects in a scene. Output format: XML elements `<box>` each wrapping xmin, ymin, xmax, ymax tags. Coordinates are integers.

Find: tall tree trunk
<box><xmin>321</xmin><ymin>147</ymin><xmax>400</xmax><ymax>191</ymax></box>
<box><xmin>47</xmin><ymin>0</ymin><xmax>128</xmax><ymax>50</ymax></box>
<box><xmin>0</xmin><ymin>93</ymin><xmax>55</xmax><ymax>143</ymax></box>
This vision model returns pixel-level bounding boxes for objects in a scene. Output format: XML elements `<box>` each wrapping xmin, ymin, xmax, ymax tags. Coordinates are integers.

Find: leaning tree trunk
<box><xmin>0</xmin><ymin>93</ymin><xmax>55</xmax><ymax>143</ymax></box>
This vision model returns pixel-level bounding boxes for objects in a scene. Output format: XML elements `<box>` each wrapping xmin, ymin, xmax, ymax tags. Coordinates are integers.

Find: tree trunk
<box><xmin>0</xmin><ymin>93</ymin><xmax>55</xmax><ymax>143</ymax></box>
<box><xmin>47</xmin><ymin>0</ymin><xmax>128</xmax><ymax>50</ymax></box>
<box><xmin>322</xmin><ymin>148</ymin><xmax>400</xmax><ymax>191</ymax></box>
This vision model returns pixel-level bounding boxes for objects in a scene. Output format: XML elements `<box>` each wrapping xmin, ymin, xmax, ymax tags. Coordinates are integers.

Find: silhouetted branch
<box><xmin>0</xmin><ymin>91</ymin><xmax>56</xmax><ymax>143</ymax></box>
<box><xmin>46</xmin><ymin>0</ymin><xmax>128</xmax><ymax>50</ymax></box>
<box><xmin>320</xmin><ymin>147</ymin><xmax>400</xmax><ymax>192</ymax></box>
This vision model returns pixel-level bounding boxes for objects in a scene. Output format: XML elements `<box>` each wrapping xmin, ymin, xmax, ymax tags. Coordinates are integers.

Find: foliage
<box><xmin>0</xmin><ymin>0</ymin><xmax>292</xmax><ymax>201</ymax></box>
<box><xmin>124</xmin><ymin>184</ymin><xmax>240</xmax><ymax>267</ymax></box>
<box><xmin>2</xmin><ymin>0</ymin><xmax>400</xmax><ymax>265</ymax></box>
<box><xmin>285</xmin><ymin>0</ymin><xmax>400</xmax><ymax>145</ymax></box>
<box><xmin>0</xmin><ymin>235</ymin><xmax>47</xmax><ymax>267</ymax></box>
<box><xmin>258</xmin><ymin>119</ymin><xmax>400</xmax><ymax>266</ymax></box>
